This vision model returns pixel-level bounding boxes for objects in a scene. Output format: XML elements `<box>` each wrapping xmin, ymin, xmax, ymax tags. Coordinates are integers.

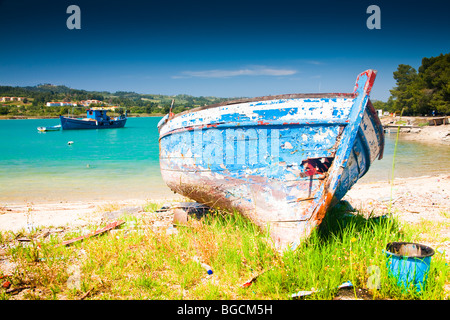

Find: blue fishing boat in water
<box><xmin>158</xmin><ymin>70</ymin><xmax>384</xmax><ymax>250</ymax></box>
<box><xmin>60</xmin><ymin>108</ymin><xmax>127</xmax><ymax>130</ymax></box>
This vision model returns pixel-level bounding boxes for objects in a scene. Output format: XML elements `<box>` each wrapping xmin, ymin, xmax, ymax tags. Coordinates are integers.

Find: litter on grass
<box><xmin>58</xmin><ymin>220</ymin><xmax>125</xmax><ymax>247</ymax></box>
<box><xmin>291</xmin><ymin>281</ymin><xmax>353</xmax><ymax>298</ymax></box>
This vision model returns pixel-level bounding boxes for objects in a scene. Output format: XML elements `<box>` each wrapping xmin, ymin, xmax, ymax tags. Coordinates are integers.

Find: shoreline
<box><xmin>380</xmin><ymin>116</ymin><xmax>450</xmax><ymax>145</ymax></box>
<box><xmin>0</xmin><ymin>196</ymin><xmax>184</xmax><ymax>233</ymax></box>
<box><xmin>1</xmin><ymin>173</ymin><xmax>448</xmax><ymax>233</ymax></box>
<box><xmin>344</xmin><ymin>173</ymin><xmax>449</xmax><ymax>220</ymax></box>
<box><xmin>2</xmin><ymin>115</ymin><xmax>448</xmax><ymax>144</ymax></box>
<box><xmin>393</xmin><ymin>125</ymin><xmax>450</xmax><ymax>145</ymax></box>
<box><xmin>0</xmin><ymin>114</ymin><xmax>165</xmax><ymax>120</ymax></box>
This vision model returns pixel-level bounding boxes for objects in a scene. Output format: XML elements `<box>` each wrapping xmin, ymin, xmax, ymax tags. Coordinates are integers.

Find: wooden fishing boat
<box><xmin>158</xmin><ymin>70</ymin><xmax>384</xmax><ymax>250</ymax></box>
<box><xmin>60</xmin><ymin>108</ymin><xmax>127</xmax><ymax>130</ymax></box>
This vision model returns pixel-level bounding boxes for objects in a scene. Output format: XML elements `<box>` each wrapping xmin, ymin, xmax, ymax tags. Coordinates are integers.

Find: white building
<box><xmin>1</xmin><ymin>97</ymin><xmax>26</xmax><ymax>102</ymax></box>
<box><xmin>46</xmin><ymin>102</ymin><xmax>77</xmax><ymax>107</ymax></box>
<box><xmin>80</xmin><ymin>100</ymin><xmax>104</xmax><ymax>107</ymax></box>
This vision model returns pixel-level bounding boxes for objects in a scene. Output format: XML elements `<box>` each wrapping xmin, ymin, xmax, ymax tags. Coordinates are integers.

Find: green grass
<box><xmin>1</xmin><ymin>203</ymin><xmax>449</xmax><ymax>300</ymax></box>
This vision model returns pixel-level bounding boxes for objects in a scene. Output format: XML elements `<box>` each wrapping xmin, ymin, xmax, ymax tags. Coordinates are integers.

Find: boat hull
<box><xmin>158</xmin><ymin>70</ymin><xmax>384</xmax><ymax>250</ymax></box>
<box><xmin>60</xmin><ymin>116</ymin><xmax>126</xmax><ymax>130</ymax></box>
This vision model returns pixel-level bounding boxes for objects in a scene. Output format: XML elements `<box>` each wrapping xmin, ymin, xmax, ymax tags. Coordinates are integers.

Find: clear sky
<box><xmin>1</xmin><ymin>0</ymin><xmax>449</xmax><ymax>101</ymax></box>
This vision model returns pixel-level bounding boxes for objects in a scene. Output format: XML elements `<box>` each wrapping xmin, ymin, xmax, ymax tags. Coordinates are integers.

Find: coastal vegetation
<box><xmin>0</xmin><ymin>202</ymin><xmax>448</xmax><ymax>300</ymax></box>
<box><xmin>374</xmin><ymin>52</ymin><xmax>450</xmax><ymax>116</ymax></box>
<box><xmin>1</xmin><ymin>53</ymin><xmax>449</xmax><ymax>119</ymax></box>
<box><xmin>0</xmin><ymin>84</ymin><xmax>232</xmax><ymax>118</ymax></box>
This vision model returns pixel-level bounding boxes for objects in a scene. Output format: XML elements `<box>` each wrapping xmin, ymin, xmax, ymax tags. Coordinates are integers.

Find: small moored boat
<box><xmin>59</xmin><ymin>108</ymin><xmax>127</xmax><ymax>130</ymax></box>
<box><xmin>158</xmin><ymin>70</ymin><xmax>384</xmax><ymax>250</ymax></box>
<box><xmin>37</xmin><ymin>124</ymin><xmax>61</xmax><ymax>132</ymax></box>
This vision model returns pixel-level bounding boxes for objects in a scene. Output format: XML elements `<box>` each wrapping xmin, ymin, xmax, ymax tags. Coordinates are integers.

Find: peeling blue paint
<box><xmin>158</xmin><ymin>70</ymin><xmax>384</xmax><ymax>250</ymax></box>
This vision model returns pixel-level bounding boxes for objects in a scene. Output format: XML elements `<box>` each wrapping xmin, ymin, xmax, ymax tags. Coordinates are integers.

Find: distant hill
<box><xmin>0</xmin><ymin>84</ymin><xmax>238</xmax><ymax>117</ymax></box>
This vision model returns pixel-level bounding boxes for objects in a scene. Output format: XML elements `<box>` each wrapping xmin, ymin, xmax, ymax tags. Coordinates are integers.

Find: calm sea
<box><xmin>0</xmin><ymin>117</ymin><xmax>448</xmax><ymax>204</ymax></box>
<box><xmin>0</xmin><ymin>117</ymin><xmax>169</xmax><ymax>204</ymax></box>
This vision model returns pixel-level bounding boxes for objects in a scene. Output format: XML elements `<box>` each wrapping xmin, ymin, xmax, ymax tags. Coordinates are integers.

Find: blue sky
<box><xmin>0</xmin><ymin>0</ymin><xmax>449</xmax><ymax>101</ymax></box>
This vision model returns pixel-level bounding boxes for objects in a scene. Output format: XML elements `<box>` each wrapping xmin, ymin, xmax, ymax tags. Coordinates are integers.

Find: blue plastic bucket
<box><xmin>385</xmin><ymin>242</ymin><xmax>435</xmax><ymax>292</ymax></box>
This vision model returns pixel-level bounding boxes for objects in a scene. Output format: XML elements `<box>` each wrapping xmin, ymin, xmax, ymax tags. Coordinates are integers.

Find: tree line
<box><xmin>374</xmin><ymin>52</ymin><xmax>450</xmax><ymax>116</ymax></box>
<box><xmin>0</xmin><ymin>84</ymin><xmax>231</xmax><ymax>117</ymax></box>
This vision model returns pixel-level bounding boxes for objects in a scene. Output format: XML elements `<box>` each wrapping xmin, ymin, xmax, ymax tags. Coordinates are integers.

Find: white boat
<box><xmin>37</xmin><ymin>125</ymin><xmax>61</xmax><ymax>132</ymax></box>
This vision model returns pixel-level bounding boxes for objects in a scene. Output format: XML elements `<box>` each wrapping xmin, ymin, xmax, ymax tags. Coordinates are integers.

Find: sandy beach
<box><xmin>0</xmin><ymin>197</ymin><xmax>182</xmax><ymax>233</ymax></box>
<box><xmin>1</xmin><ymin>174</ymin><xmax>449</xmax><ymax>269</ymax></box>
<box><xmin>345</xmin><ymin>174</ymin><xmax>450</xmax><ymax>224</ymax></box>
<box><xmin>1</xmin><ymin>174</ymin><xmax>448</xmax><ymax>236</ymax></box>
<box><xmin>381</xmin><ymin>116</ymin><xmax>450</xmax><ymax>145</ymax></box>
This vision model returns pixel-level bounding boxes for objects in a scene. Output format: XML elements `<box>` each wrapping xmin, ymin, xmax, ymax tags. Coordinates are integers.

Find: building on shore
<box><xmin>46</xmin><ymin>102</ymin><xmax>78</xmax><ymax>107</ymax></box>
<box><xmin>1</xmin><ymin>97</ymin><xmax>26</xmax><ymax>102</ymax></box>
<box><xmin>79</xmin><ymin>100</ymin><xmax>104</xmax><ymax>107</ymax></box>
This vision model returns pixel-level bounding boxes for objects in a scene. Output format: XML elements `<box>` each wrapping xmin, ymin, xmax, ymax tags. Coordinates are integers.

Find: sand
<box><xmin>1</xmin><ymin>174</ymin><xmax>448</xmax><ymax>232</ymax></box>
<box><xmin>397</xmin><ymin>125</ymin><xmax>450</xmax><ymax>145</ymax></box>
<box><xmin>381</xmin><ymin>116</ymin><xmax>450</xmax><ymax>145</ymax></box>
<box><xmin>0</xmin><ymin>197</ymin><xmax>182</xmax><ymax>233</ymax></box>
<box><xmin>344</xmin><ymin>174</ymin><xmax>450</xmax><ymax>222</ymax></box>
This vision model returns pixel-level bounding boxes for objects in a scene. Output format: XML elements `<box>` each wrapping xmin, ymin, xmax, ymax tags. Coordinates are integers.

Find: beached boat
<box><xmin>59</xmin><ymin>109</ymin><xmax>127</xmax><ymax>130</ymax></box>
<box><xmin>158</xmin><ymin>70</ymin><xmax>384</xmax><ymax>250</ymax></box>
<box><xmin>37</xmin><ymin>124</ymin><xmax>61</xmax><ymax>132</ymax></box>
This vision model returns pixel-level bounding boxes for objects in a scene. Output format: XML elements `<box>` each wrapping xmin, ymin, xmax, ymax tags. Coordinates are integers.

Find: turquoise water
<box><xmin>360</xmin><ymin>132</ymin><xmax>450</xmax><ymax>183</ymax></box>
<box><xmin>0</xmin><ymin>117</ymin><xmax>449</xmax><ymax>203</ymax></box>
<box><xmin>0</xmin><ymin>117</ymin><xmax>173</xmax><ymax>203</ymax></box>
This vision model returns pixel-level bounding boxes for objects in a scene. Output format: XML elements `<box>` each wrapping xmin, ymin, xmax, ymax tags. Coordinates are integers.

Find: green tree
<box><xmin>390</xmin><ymin>54</ymin><xmax>450</xmax><ymax>115</ymax></box>
<box><xmin>418</xmin><ymin>53</ymin><xmax>450</xmax><ymax>114</ymax></box>
<box><xmin>389</xmin><ymin>64</ymin><xmax>418</xmax><ymax>115</ymax></box>
<box><xmin>59</xmin><ymin>106</ymin><xmax>69</xmax><ymax>115</ymax></box>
